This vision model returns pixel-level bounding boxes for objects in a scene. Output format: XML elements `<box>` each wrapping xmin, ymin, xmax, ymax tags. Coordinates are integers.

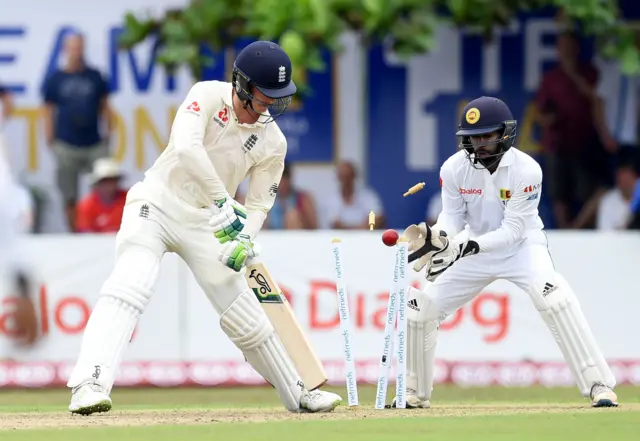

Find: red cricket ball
<box><xmin>381</xmin><ymin>229</ymin><xmax>399</xmax><ymax>247</ymax></box>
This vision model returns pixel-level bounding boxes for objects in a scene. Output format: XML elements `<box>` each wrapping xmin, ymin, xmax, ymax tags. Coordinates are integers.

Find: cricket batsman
<box><xmin>394</xmin><ymin>96</ymin><xmax>618</xmax><ymax>409</ymax></box>
<box><xmin>66</xmin><ymin>41</ymin><xmax>342</xmax><ymax>414</ymax></box>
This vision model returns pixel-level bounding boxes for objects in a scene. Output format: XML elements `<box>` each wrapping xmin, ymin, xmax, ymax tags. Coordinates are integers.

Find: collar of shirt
<box><xmin>221</xmin><ymin>83</ymin><xmax>267</xmax><ymax>129</ymax></box>
<box><xmin>497</xmin><ymin>148</ymin><xmax>515</xmax><ymax>169</ymax></box>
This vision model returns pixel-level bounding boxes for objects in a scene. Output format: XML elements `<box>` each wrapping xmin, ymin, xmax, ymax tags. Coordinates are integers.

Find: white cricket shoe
<box><xmin>391</xmin><ymin>389</ymin><xmax>431</xmax><ymax>409</ymax></box>
<box><xmin>69</xmin><ymin>381</ymin><xmax>112</xmax><ymax>415</ymax></box>
<box><xmin>299</xmin><ymin>390</ymin><xmax>342</xmax><ymax>413</ymax></box>
<box><xmin>590</xmin><ymin>383</ymin><xmax>619</xmax><ymax>408</ymax></box>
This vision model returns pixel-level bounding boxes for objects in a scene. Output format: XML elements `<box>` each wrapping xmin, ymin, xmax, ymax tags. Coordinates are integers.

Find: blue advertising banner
<box><xmin>366</xmin><ymin>12</ymin><xmax>603</xmax><ymax>229</ymax></box>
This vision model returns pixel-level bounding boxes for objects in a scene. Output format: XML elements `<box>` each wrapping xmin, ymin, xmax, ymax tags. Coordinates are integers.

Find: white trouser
<box><xmin>406</xmin><ymin>238</ymin><xmax>614</xmax><ymax>400</ymax></box>
<box><xmin>67</xmin><ymin>181</ymin><xmax>306</xmax><ymax>410</ymax></box>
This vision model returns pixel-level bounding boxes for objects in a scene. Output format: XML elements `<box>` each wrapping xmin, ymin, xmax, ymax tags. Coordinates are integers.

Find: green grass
<box><xmin>3</xmin><ymin>384</ymin><xmax>640</xmax><ymax>411</ymax></box>
<box><xmin>4</xmin><ymin>413</ymin><xmax>640</xmax><ymax>441</ymax></box>
<box><xmin>1</xmin><ymin>385</ymin><xmax>638</xmax><ymax>440</ymax></box>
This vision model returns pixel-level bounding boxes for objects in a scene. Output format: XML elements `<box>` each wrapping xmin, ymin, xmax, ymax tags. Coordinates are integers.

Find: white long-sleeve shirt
<box><xmin>432</xmin><ymin>148</ymin><xmax>545</xmax><ymax>253</ymax></box>
<box><xmin>143</xmin><ymin>81</ymin><xmax>287</xmax><ymax>237</ymax></box>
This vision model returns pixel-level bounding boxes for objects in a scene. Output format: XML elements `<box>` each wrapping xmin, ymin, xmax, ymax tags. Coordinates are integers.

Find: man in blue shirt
<box><xmin>0</xmin><ymin>83</ymin><xmax>14</xmax><ymax>160</ymax></box>
<box><xmin>0</xmin><ymin>83</ymin><xmax>14</xmax><ymax>123</ymax></box>
<box><xmin>42</xmin><ymin>33</ymin><xmax>113</xmax><ymax>232</ymax></box>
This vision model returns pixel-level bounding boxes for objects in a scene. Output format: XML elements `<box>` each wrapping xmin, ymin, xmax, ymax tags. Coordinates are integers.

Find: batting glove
<box><xmin>209</xmin><ymin>196</ymin><xmax>247</xmax><ymax>244</ymax></box>
<box><xmin>219</xmin><ymin>234</ymin><xmax>261</xmax><ymax>272</ymax></box>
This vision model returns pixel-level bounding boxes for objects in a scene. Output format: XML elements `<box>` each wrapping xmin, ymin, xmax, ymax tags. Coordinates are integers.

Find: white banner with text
<box><xmin>1</xmin><ymin>231</ymin><xmax>639</xmax><ymax>387</ymax></box>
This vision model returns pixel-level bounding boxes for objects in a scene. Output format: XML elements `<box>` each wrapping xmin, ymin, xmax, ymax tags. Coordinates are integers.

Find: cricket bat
<box><xmin>244</xmin><ymin>261</ymin><xmax>328</xmax><ymax>390</ymax></box>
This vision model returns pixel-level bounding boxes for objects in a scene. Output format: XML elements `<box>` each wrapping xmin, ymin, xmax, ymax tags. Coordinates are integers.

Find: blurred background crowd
<box><xmin>2</xmin><ymin>5</ymin><xmax>640</xmax><ymax>236</ymax></box>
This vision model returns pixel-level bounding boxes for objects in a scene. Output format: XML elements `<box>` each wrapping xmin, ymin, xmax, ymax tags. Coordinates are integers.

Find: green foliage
<box><xmin>118</xmin><ymin>0</ymin><xmax>640</xmax><ymax>92</ymax></box>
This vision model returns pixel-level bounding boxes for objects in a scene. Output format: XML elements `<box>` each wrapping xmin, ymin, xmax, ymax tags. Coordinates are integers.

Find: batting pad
<box><xmin>220</xmin><ymin>289</ymin><xmax>304</xmax><ymax>411</ymax></box>
<box><xmin>67</xmin><ymin>247</ymin><xmax>159</xmax><ymax>393</ymax></box>
<box><xmin>534</xmin><ymin>273</ymin><xmax>616</xmax><ymax>396</ymax></box>
<box><xmin>406</xmin><ymin>287</ymin><xmax>440</xmax><ymax>401</ymax></box>
<box><xmin>67</xmin><ymin>296</ymin><xmax>140</xmax><ymax>393</ymax></box>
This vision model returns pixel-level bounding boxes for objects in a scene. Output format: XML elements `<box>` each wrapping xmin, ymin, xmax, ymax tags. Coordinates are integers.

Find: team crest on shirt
<box><xmin>499</xmin><ymin>188</ymin><xmax>511</xmax><ymax>207</ymax></box>
<box><xmin>213</xmin><ymin>107</ymin><xmax>229</xmax><ymax>127</ymax></box>
<box><xmin>465</xmin><ymin>107</ymin><xmax>480</xmax><ymax>124</ymax></box>
<box><xmin>243</xmin><ymin>134</ymin><xmax>258</xmax><ymax>153</ymax></box>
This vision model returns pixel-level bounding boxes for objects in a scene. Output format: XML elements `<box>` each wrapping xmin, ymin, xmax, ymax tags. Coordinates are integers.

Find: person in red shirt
<box><xmin>75</xmin><ymin>158</ymin><xmax>127</xmax><ymax>233</ymax></box>
<box><xmin>534</xmin><ymin>31</ymin><xmax>615</xmax><ymax>229</ymax></box>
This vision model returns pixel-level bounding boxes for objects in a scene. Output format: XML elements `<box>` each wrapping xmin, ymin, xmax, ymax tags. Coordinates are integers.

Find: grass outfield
<box><xmin>0</xmin><ymin>385</ymin><xmax>638</xmax><ymax>440</ymax></box>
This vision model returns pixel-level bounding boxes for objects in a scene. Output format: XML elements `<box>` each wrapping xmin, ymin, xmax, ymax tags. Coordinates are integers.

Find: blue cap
<box><xmin>456</xmin><ymin>96</ymin><xmax>514</xmax><ymax>136</ymax></box>
<box><xmin>234</xmin><ymin>41</ymin><xmax>296</xmax><ymax>99</ymax></box>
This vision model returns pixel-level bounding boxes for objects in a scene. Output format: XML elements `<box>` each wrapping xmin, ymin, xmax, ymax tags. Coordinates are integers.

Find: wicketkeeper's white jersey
<box><xmin>433</xmin><ymin>148</ymin><xmax>545</xmax><ymax>253</ymax></box>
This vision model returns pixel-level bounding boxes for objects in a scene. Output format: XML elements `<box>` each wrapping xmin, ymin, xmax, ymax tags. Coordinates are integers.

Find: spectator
<box><xmin>534</xmin><ymin>31</ymin><xmax>609</xmax><ymax>229</ymax></box>
<box><xmin>265</xmin><ymin>162</ymin><xmax>317</xmax><ymax>229</ymax></box>
<box><xmin>234</xmin><ymin>177</ymin><xmax>248</xmax><ymax>205</ymax></box>
<box><xmin>0</xmin><ymin>83</ymin><xmax>13</xmax><ymax>118</ymax></box>
<box><xmin>0</xmin><ymin>82</ymin><xmax>14</xmax><ymax>166</ymax></box>
<box><xmin>0</xmin><ymin>83</ymin><xmax>35</xmax><ymax>234</ymax></box>
<box><xmin>75</xmin><ymin>158</ymin><xmax>126</xmax><ymax>233</ymax></box>
<box><xmin>594</xmin><ymin>60</ymin><xmax>638</xmax><ymax>152</ymax></box>
<box><xmin>596</xmin><ymin>147</ymin><xmax>640</xmax><ymax>230</ymax></box>
<box><xmin>42</xmin><ymin>32</ymin><xmax>113</xmax><ymax>232</ymax></box>
<box><xmin>626</xmin><ymin>152</ymin><xmax>640</xmax><ymax>230</ymax></box>
<box><xmin>12</xmin><ymin>183</ymin><xmax>35</xmax><ymax>234</ymax></box>
<box><xmin>327</xmin><ymin>160</ymin><xmax>384</xmax><ymax>229</ymax></box>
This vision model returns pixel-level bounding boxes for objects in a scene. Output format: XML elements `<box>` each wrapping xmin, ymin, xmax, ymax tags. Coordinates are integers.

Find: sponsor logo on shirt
<box><xmin>185</xmin><ymin>101</ymin><xmax>200</xmax><ymax>113</ymax></box>
<box><xmin>213</xmin><ymin>107</ymin><xmax>229</xmax><ymax>127</ymax></box>
<box><xmin>523</xmin><ymin>184</ymin><xmax>540</xmax><ymax>193</ymax></box>
<box><xmin>459</xmin><ymin>188</ymin><xmax>482</xmax><ymax>195</ymax></box>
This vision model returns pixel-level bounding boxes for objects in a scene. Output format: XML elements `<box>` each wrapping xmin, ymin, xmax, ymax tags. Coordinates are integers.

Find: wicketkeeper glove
<box><xmin>218</xmin><ymin>233</ymin><xmax>261</xmax><ymax>272</ymax></box>
<box><xmin>426</xmin><ymin>237</ymin><xmax>480</xmax><ymax>282</ymax></box>
<box><xmin>209</xmin><ymin>195</ymin><xmax>247</xmax><ymax>244</ymax></box>
<box><xmin>404</xmin><ymin>222</ymin><xmax>448</xmax><ymax>272</ymax></box>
